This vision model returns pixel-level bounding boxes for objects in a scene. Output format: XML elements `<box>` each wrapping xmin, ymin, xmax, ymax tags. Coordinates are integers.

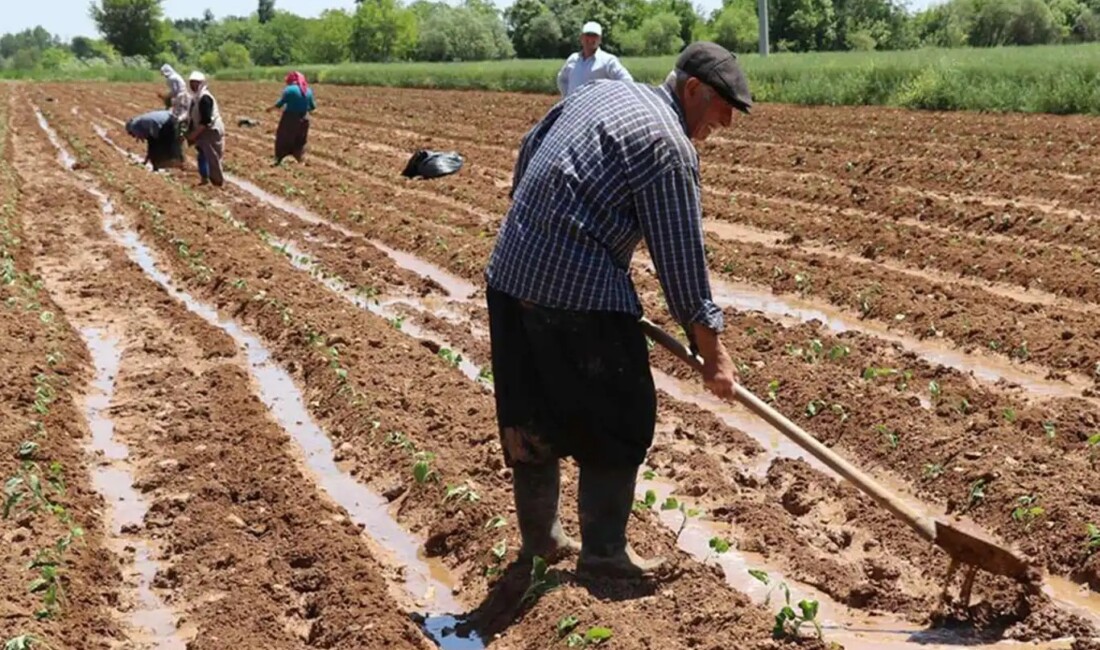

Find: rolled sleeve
<box><xmin>635</xmin><ymin>163</ymin><xmax>723</xmax><ymax>333</ymax></box>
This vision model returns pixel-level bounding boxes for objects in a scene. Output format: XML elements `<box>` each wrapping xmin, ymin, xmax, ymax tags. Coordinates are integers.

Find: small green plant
<box><xmin>805</xmin><ymin>399</ymin><xmax>826</xmax><ymax>418</ymax></box>
<box><xmin>412</xmin><ymin>452</ymin><xmax>437</xmax><ymax>484</ymax></box>
<box><xmin>4</xmin><ymin>635</ymin><xmax>51</xmax><ymax>650</ymax></box>
<box><xmin>966</xmin><ymin>479</ymin><xmax>987</xmax><ymax>511</ymax></box>
<box><xmin>484</xmin><ymin>515</ymin><xmax>507</xmax><ymax>530</ymax></box>
<box><xmin>923</xmin><ymin>463</ymin><xmax>945</xmax><ymax>479</ymax></box>
<box><xmin>491</xmin><ymin>540</ymin><xmax>507</xmax><ymax>562</ymax></box>
<box><xmin>642</xmin><ymin>469</ymin><xmax>656</xmax><ymax>480</ymax></box>
<box><xmin>385</xmin><ymin>431</ymin><xmax>416</xmax><ymax>452</ymax></box>
<box><xmin>875</xmin><ymin>424</ymin><xmax>899</xmax><ymax>449</ymax></box>
<box><xmin>929</xmin><ymin>380</ymin><xmax>942</xmax><ymax>401</ymax></box>
<box><xmin>1086</xmin><ymin>524</ymin><xmax>1100</xmax><ymax>553</ymax></box>
<box><xmin>774</xmin><ymin>598</ymin><xmax>823</xmax><ymax>640</ymax></box>
<box><xmin>829</xmin><ymin>345</ymin><xmax>850</xmax><ymax>361</ymax></box>
<box><xmin>661</xmin><ymin>496</ymin><xmax>701</xmax><ymax>541</ymax></box>
<box><xmin>706</xmin><ymin>536</ymin><xmax>731</xmax><ymax>563</ymax></box>
<box><xmin>557</xmin><ymin>615</ymin><xmax>580</xmax><ymax>638</ymax></box>
<box><xmin>521</xmin><ymin>556</ymin><xmax>559</xmax><ymax>607</ymax></box>
<box><xmin>1003</xmin><ymin>408</ymin><xmax>1017</xmax><ymax>423</ymax></box>
<box><xmin>1012</xmin><ymin>495</ymin><xmax>1044</xmax><ymax>530</ymax></box>
<box><xmin>388</xmin><ymin>315</ymin><xmax>405</xmax><ymax>330</ymax></box>
<box><xmin>443</xmin><ymin>483</ymin><xmax>480</xmax><ymax>503</ymax></box>
<box><xmin>1087</xmin><ymin>433</ymin><xmax>1100</xmax><ymax>459</ymax></box>
<box><xmin>438</xmin><ymin>348</ymin><xmax>463</xmax><ymax>368</ymax></box>
<box><xmin>1042</xmin><ymin>421</ymin><xmax>1057</xmax><ymax>440</ymax></box>
<box><xmin>477</xmin><ymin>366</ymin><xmax>494</xmax><ymax>383</ymax></box>
<box><xmin>767</xmin><ymin>380</ymin><xmax>780</xmax><ymax>403</ymax></box>
<box><xmin>633</xmin><ymin>489</ymin><xmax>657</xmax><ymax>512</ymax></box>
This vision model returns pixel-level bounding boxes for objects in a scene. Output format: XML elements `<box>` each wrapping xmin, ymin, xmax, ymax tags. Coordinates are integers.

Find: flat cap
<box><xmin>676</xmin><ymin>41</ymin><xmax>752</xmax><ymax>114</ymax></box>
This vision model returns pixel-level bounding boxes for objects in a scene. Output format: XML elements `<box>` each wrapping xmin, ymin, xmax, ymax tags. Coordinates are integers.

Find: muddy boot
<box><xmin>513</xmin><ymin>461</ymin><xmax>580</xmax><ymax>562</ymax></box>
<box><xmin>577</xmin><ymin>464</ymin><xmax>665</xmax><ymax>579</ymax></box>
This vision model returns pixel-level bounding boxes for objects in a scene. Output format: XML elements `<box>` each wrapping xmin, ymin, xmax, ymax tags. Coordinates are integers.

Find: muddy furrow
<box><xmin>15</xmin><ymin>89</ymin><xmax>442</xmax><ymax>649</ymax></box>
<box><xmin>0</xmin><ymin>86</ymin><xmax>123</xmax><ymax>650</ymax></box>
<box><xmin>32</xmin><ymin>91</ymin><xmax>826</xmax><ymax>648</ymax></box>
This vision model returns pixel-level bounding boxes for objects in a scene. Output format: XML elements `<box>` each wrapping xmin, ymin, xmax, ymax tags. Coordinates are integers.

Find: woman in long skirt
<box><xmin>268</xmin><ymin>71</ymin><xmax>316</xmax><ymax>166</ymax></box>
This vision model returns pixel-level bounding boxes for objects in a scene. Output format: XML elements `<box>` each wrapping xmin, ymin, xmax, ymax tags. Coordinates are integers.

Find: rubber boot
<box><xmin>577</xmin><ymin>464</ymin><xmax>665</xmax><ymax>579</ymax></box>
<box><xmin>513</xmin><ymin>461</ymin><xmax>580</xmax><ymax>562</ymax></box>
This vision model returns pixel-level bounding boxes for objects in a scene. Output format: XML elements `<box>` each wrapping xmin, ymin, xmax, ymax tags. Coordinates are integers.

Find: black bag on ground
<box><xmin>401</xmin><ymin>149</ymin><xmax>464</xmax><ymax>179</ymax></box>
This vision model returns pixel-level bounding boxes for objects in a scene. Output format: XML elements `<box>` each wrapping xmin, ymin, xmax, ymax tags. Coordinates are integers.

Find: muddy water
<box><xmin>80</xmin><ymin>327</ymin><xmax>183</xmax><ymax>648</ymax></box>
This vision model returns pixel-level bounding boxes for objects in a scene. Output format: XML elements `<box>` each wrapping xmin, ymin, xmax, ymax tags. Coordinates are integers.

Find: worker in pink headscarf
<box><xmin>268</xmin><ymin>70</ymin><xmax>316</xmax><ymax>166</ymax></box>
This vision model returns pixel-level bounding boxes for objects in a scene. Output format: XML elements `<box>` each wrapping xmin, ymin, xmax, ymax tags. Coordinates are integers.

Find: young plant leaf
<box><xmin>556</xmin><ymin>615</ymin><xmax>580</xmax><ymax>637</ymax></box>
<box><xmin>584</xmin><ymin>627</ymin><xmax>613</xmax><ymax>644</ymax></box>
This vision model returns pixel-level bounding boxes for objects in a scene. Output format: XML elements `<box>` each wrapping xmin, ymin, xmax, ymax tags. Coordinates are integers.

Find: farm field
<box><xmin>3</xmin><ymin>81</ymin><xmax>1100</xmax><ymax>650</ymax></box>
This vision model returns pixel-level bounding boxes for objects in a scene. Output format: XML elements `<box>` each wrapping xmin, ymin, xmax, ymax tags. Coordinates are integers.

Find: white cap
<box><xmin>581</xmin><ymin>21</ymin><xmax>602</xmax><ymax>36</ymax></box>
<box><xmin>189</xmin><ymin>70</ymin><xmax>206</xmax><ymax>82</ymax></box>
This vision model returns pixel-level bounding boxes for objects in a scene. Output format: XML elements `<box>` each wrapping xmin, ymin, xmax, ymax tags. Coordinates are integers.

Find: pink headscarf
<box><xmin>286</xmin><ymin>71</ymin><xmax>309</xmax><ymax>95</ymax></box>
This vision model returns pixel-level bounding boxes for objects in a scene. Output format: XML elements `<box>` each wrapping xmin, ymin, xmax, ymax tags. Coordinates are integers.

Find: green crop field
<box><xmin>214</xmin><ymin>44</ymin><xmax>1100</xmax><ymax>115</ymax></box>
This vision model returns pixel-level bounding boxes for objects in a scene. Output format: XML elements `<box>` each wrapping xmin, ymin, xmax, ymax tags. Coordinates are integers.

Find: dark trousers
<box><xmin>486</xmin><ymin>287</ymin><xmax>656</xmax><ymax>469</ymax></box>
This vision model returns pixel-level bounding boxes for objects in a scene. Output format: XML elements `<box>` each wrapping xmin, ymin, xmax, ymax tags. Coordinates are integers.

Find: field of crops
<box><xmin>2</xmin><ymin>81</ymin><xmax>1100</xmax><ymax>650</ymax></box>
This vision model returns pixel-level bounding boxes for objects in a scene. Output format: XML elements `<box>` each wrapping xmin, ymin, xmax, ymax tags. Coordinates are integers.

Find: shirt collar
<box><xmin>659</xmin><ymin>78</ymin><xmax>690</xmax><ymax>138</ymax></box>
<box><xmin>580</xmin><ymin>47</ymin><xmax>602</xmax><ymax>61</ymax></box>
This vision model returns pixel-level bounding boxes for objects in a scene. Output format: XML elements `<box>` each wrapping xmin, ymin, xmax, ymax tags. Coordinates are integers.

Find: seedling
<box><xmin>477</xmin><ymin>367</ymin><xmax>494</xmax><ymax>384</ymax></box>
<box><xmin>642</xmin><ymin>470</ymin><xmax>657</xmax><ymax>480</ymax></box>
<box><xmin>767</xmin><ymin>380</ymin><xmax>780</xmax><ymax>403</ymax></box>
<box><xmin>1042</xmin><ymin>421</ymin><xmax>1057</xmax><ymax>440</ymax></box>
<box><xmin>774</xmin><ymin>598</ymin><xmax>823</xmax><ymax>640</ymax></box>
<box><xmin>484</xmin><ymin>515</ymin><xmax>507</xmax><ymax>530</ymax></box>
<box><xmin>17</xmin><ymin>442</ymin><xmax>38</xmax><ymax>461</ymax></box>
<box><xmin>929</xmin><ymin>380</ymin><xmax>942</xmax><ymax>401</ymax></box>
<box><xmin>875</xmin><ymin>424</ymin><xmax>899</xmax><ymax>449</ymax></box>
<box><xmin>582</xmin><ymin>628</ymin><xmax>613</xmax><ymax>645</ymax></box>
<box><xmin>923</xmin><ymin>463</ymin><xmax>945</xmax><ymax>479</ymax></box>
<box><xmin>828</xmin><ymin>345</ymin><xmax>850</xmax><ymax>361</ymax></box>
<box><xmin>1012</xmin><ymin>495</ymin><xmax>1044</xmax><ymax>530</ymax></box>
<box><xmin>490</xmin><ymin>540</ymin><xmax>507</xmax><ymax>562</ymax></box>
<box><xmin>520</xmin><ymin>556</ymin><xmax>559</xmax><ymax>607</ymax></box>
<box><xmin>661</xmin><ymin>497</ymin><xmax>701</xmax><ymax>541</ymax></box>
<box><xmin>1086</xmin><ymin>524</ymin><xmax>1100</xmax><ymax>553</ymax></box>
<box><xmin>557</xmin><ymin>615</ymin><xmax>580</xmax><ymax>638</ymax></box>
<box><xmin>1003</xmin><ymin>408</ymin><xmax>1017</xmax><ymax>424</ymax></box>
<box><xmin>412</xmin><ymin>452</ymin><xmax>437</xmax><ymax>484</ymax></box>
<box><xmin>706</xmin><ymin>536</ymin><xmax>732</xmax><ymax>564</ymax></box>
<box><xmin>438</xmin><ymin>348</ymin><xmax>463</xmax><ymax>368</ymax></box>
<box><xmin>4</xmin><ymin>636</ymin><xmax>51</xmax><ymax>650</ymax></box>
<box><xmin>805</xmin><ymin>400</ymin><xmax>826</xmax><ymax>418</ymax></box>
<box><xmin>1013</xmin><ymin>341</ymin><xmax>1030</xmax><ymax>361</ymax></box>
<box><xmin>443</xmin><ymin>483</ymin><xmax>480</xmax><ymax>503</ymax></box>
<box><xmin>1087</xmin><ymin>433</ymin><xmax>1100</xmax><ymax>460</ymax></box>
<box><xmin>385</xmin><ymin>431</ymin><xmax>416</xmax><ymax>452</ymax></box>
<box><xmin>966</xmin><ymin>479</ymin><xmax>987</xmax><ymax>512</ymax></box>
<box><xmin>633</xmin><ymin>489</ymin><xmax>657</xmax><ymax>512</ymax></box>
<box><xmin>388</xmin><ymin>315</ymin><xmax>405</xmax><ymax>330</ymax></box>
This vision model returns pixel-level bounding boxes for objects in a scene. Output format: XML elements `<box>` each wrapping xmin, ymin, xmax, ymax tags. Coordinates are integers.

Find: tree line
<box><xmin>3</xmin><ymin>0</ymin><xmax>1100</xmax><ymax>73</ymax></box>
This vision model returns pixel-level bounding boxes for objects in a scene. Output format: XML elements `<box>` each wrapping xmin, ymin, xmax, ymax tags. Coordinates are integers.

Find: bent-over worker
<box><xmin>485</xmin><ymin>42</ymin><xmax>752</xmax><ymax>578</ymax></box>
<box><xmin>556</xmin><ymin>21</ymin><xmax>633</xmax><ymax>97</ymax></box>
<box><xmin>186</xmin><ymin>70</ymin><xmax>226</xmax><ymax>187</ymax></box>
<box><xmin>267</xmin><ymin>70</ymin><xmax>316</xmax><ymax>166</ymax></box>
<box><xmin>125</xmin><ymin>109</ymin><xmax>183</xmax><ymax>171</ymax></box>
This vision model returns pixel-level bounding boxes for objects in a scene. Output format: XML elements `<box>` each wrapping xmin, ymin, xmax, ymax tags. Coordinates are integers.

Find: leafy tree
<box><xmin>301</xmin><ymin>9</ymin><xmax>354</xmax><ymax>63</ymax></box>
<box><xmin>417</xmin><ymin>3</ymin><xmax>514</xmax><ymax>60</ymax></box>
<box><xmin>89</xmin><ymin>0</ymin><xmax>167</xmax><ymax>58</ymax></box>
<box><xmin>524</xmin><ymin>10</ymin><xmax>566</xmax><ymax>56</ymax></box>
<box><xmin>619</xmin><ymin>10</ymin><xmax>684</xmax><ymax>53</ymax></box>
<box><xmin>712</xmin><ymin>0</ymin><xmax>759</xmax><ymax>51</ymax></box>
<box><xmin>258</xmin><ymin>0</ymin><xmax>276</xmax><ymax>23</ymax></box>
<box><xmin>219</xmin><ymin>42</ymin><xmax>253</xmax><ymax>68</ymax></box>
<box><xmin>250</xmin><ymin>11</ymin><xmax>306</xmax><ymax>65</ymax></box>
<box><xmin>350</xmin><ymin>0</ymin><xmax>418</xmax><ymax>61</ymax></box>
<box><xmin>70</xmin><ymin>36</ymin><xmax>119</xmax><ymax>61</ymax></box>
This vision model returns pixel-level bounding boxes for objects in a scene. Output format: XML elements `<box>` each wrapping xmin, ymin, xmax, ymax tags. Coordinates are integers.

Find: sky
<box><xmin>10</xmin><ymin>0</ymin><xmax>937</xmax><ymax>41</ymax></box>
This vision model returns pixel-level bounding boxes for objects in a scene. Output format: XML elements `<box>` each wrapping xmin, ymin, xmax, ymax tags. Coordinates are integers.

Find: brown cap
<box><xmin>675</xmin><ymin>41</ymin><xmax>752</xmax><ymax>114</ymax></box>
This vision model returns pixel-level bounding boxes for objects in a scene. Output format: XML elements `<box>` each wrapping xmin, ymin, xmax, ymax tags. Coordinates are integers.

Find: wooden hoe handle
<box><xmin>639</xmin><ymin>317</ymin><xmax>938</xmax><ymax>544</ymax></box>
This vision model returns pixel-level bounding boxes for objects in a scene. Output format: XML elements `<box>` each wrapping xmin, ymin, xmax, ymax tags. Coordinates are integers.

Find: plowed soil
<box><xmin>3</xmin><ymin>81</ymin><xmax>1099</xmax><ymax>650</ymax></box>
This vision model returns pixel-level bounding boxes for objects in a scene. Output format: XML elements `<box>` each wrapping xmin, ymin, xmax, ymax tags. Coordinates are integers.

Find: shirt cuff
<box><xmin>687</xmin><ymin>299</ymin><xmax>724</xmax><ymax>332</ymax></box>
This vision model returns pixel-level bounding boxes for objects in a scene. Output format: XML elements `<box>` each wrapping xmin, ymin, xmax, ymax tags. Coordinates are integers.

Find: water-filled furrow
<box><xmin>81</xmin><ymin>327</ymin><xmax>184</xmax><ymax>648</ymax></box>
<box><xmin>38</xmin><ymin>107</ymin><xmax>481</xmax><ymax>648</ymax></box>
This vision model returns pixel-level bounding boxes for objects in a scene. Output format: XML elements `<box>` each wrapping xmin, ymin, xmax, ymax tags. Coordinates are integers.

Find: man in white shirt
<box><xmin>556</xmin><ymin>21</ymin><xmax>634</xmax><ymax>97</ymax></box>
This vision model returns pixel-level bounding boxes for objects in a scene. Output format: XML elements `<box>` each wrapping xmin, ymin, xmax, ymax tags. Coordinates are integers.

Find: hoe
<box><xmin>639</xmin><ymin>317</ymin><xmax>1040</xmax><ymax>610</ymax></box>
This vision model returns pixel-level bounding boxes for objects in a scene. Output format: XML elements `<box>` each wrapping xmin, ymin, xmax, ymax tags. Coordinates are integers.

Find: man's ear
<box><xmin>682</xmin><ymin>76</ymin><xmax>701</xmax><ymax>98</ymax></box>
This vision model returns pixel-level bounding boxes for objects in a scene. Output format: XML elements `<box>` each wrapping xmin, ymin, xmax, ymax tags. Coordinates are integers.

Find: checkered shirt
<box><xmin>485</xmin><ymin>78</ymin><xmax>723</xmax><ymax>333</ymax></box>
